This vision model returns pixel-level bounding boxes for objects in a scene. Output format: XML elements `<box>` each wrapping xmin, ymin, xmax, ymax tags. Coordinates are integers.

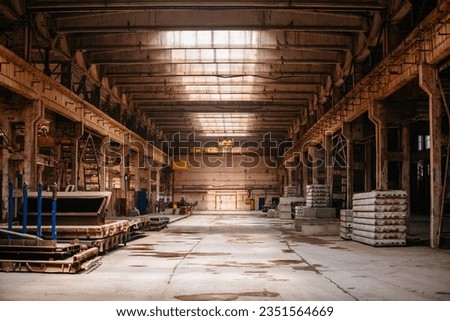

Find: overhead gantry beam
<box><xmin>85</xmin><ymin>49</ymin><xmax>343</xmax><ymax>66</ymax></box>
<box><xmin>52</xmin><ymin>10</ymin><xmax>368</xmax><ymax>33</ymax></box>
<box><xmin>102</xmin><ymin>64</ymin><xmax>334</xmax><ymax>78</ymax></box>
<box><xmin>110</xmin><ymin>75</ymin><xmax>327</xmax><ymax>87</ymax></box>
<box><xmin>71</xmin><ymin>31</ymin><xmax>353</xmax><ymax>52</ymax></box>
<box><xmin>29</xmin><ymin>1</ymin><xmax>386</xmax><ymax>12</ymax></box>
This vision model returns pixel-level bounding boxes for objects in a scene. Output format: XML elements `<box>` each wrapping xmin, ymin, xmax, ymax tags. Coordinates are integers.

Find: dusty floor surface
<box><xmin>1</xmin><ymin>213</ymin><xmax>450</xmax><ymax>301</ymax></box>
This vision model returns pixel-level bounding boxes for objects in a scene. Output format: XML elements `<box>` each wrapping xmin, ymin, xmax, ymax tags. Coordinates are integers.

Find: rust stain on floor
<box><xmin>269</xmin><ymin>259</ymin><xmax>304</xmax><ymax>265</ymax></box>
<box><xmin>283</xmin><ymin>234</ymin><xmax>335</xmax><ymax>246</ymax></box>
<box><xmin>129</xmin><ymin>251</ymin><xmax>187</xmax><ymax>258</ymax></box>
<box><xmin>175</xmin><ymin>290</ymin><xmax>279</xmax><ymax>301</ymax></box>
<box><xmin>206</xmin><ymin>261</ymin><xmax>271</xmax><ymax>268</ymax></box>
<box><xmin>293</xmin><ymin>265</ymin><xmax>317</xmax><ymax>272</ymax></box>
<box><xmin>151</xmin><ymin>252</ymin><xmax>187</xmax><ymax>258</ymax></box>
<box><xmin>190</xmin><ymin>252</ymin><xmax>231</xmax><ymax>256</ymax></box>
<box><xmin>125</xmin><ymin>244</ymin><xmax>156</xmax><ymax>251</ymax></box>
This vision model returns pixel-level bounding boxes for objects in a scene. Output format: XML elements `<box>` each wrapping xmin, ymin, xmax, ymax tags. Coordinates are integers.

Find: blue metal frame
<box><xmin>51</xmin><ymin>184</ymin><xmax>57</xmax><ymax>241</ymax></box>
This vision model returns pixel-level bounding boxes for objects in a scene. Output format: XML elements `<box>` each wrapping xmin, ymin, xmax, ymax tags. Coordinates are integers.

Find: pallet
<box><xmin>0</xmin><ymin>244</ymin><xmax>99</xmax><ymax>273</ymax></box>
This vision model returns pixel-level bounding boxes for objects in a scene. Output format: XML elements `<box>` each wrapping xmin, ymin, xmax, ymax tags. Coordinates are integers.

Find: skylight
<box><xmin>193</xmin><ymin>113</ymin><xmax>255</xmax><ymax>137</ymax></box>
<box><xmin>157</xmin><ymin>30</ymin><xmax>274</xmax><ymax>138</ymax></box>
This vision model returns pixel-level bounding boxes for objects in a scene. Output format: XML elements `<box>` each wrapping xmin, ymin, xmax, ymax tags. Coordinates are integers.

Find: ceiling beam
<box><xmin>54</xmin><ymin>10</ymin><xmax>368</xmax><ymax>33</ymax></box>
<box><xmin>71</xmin><ymin>31</ymin><xmax>353</xmax><ymax>52</ymax></box>
<box><xmin>124</xmin><ymin>84</ymin><xmax>320</xmax><ymax>94</ymax></box>
<box><xmin>110</xmin><ymin>75</ymin><xmax>326</xmax><ymax>87</ymax></box>
<box><xmin>130</xmin><ymin>93</ymin><xmax>314</xmax><ymax>101</ymax></box>
<box><xmin>85</xmin><ymin>48</ymin><xmax>343</xmax><ymax>65</ymax></box>
<box><xmin>101</xmin><ymin>63</ymin><xmax>334</xmax><ymax>77</ymax></box>
<box><xmin>30</xmin><ymin>1</ymin><xmax>386</xmax><ymax>12</ymax></box>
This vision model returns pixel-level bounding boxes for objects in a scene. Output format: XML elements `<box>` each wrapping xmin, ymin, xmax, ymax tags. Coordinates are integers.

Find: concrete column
<box><xmin>147</xmin><ymin>166</ymin><xmax>152</xmax><ymax>212</ymax></box>
<box><xmin>99</xmin><ymin>136</ymin><xmax>109</xmax><ymax>191</ymax></box>
<box><xmin>369</xmin><ymin>101</ymin><xmax>389</xmax><ymax>191</ymax></box>
<box><xmin>134</xmin><ymin>150</ymin><xmax>141</xmax><ymax>192</ymax></box>
<box><xmin>324</xmin><ymin>132</ymin><xmax>333</xmax><ymax>188</ymax></box>
<box><xmin>1</xmin><ymin>147</ymin><xmax>9</xmax><ymax>222</ymax></box>
<box><xmin>287</xmin><ymin>167</ymin><xmax>293</xmax><ymax>186</ymax></box>
<box><xmin>342</xmin><ymin>122</ymin><xmax>354</xmax><ymax>208</ymax></box>
<box><xmin>302</xmin><ymin>150</ymin><xmax>308</xmax><ymax>196</ymax></box>
<box><xmin>419</xmin><ymin>64</ymin><xmax>443</xmax><ymax>249</ymax></box>
<box><xmin>156</xmin><ymin>167</ymin><xmax>161</xmax><ymax>204</ymax></box>
<box><xmin>23</xmin><ymin>102</ymin><xmax>40</xmax><ymax>190</ymax></box>
<box><xmin>310</xmin><ymin>146</ymin><xmax>319</xmax><ymax>185</ymax></box>
<box><xmin>401</xmin><ymin>125</ymin><xmax>411</xmax><ymax>222</ymax></box>
<box><xmin>74</xmin><ymin>123</ymin><xmax>83</xmax><ymax>191</ymax></box>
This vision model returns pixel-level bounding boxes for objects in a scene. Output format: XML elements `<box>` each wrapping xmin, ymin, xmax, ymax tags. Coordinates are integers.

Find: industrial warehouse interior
<box><xmin>1</xmin><ymin>0</ymin><xmax>450</xmax><ymax>305</ymax></box>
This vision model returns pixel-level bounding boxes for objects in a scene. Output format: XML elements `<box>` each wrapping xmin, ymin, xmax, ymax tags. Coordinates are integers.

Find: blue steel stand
<box><xmin>51</xmin><ymin>183</ymin><xmax>57</xmax><ymax>241</ymax></box>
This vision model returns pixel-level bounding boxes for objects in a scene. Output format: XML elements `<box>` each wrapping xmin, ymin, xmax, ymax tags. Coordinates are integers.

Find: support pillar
<box><xmin>302</xmin><ymin>150</ymin><xmax>308</xmax><ymax>197</ymax></box>
<box><xmin>310</xmin><ymin>146</ymin><xmax>319</xmax><ymax>185</ymax></box>
<box><xmin>1</xmin><ymin>139</ymin><xmax>10</xmax><ymax>222</ymax></box>
<box><xmin>74</xmin><ymin>123</ymin><xmax>83</xmax><ymax>191</ymax></box>
<box><xmin>287</xmin><ymin>167</ymin><xmax>293</xmax><ymax>186</ymax></box>
<box><xmin>401</xmin><ymin>125</ymin><xmax>411</xmax><ymax>221</ymax></box>
<box><xmin>342</xmin><ymin>122</ymin><xmax>354</xmax><ymax>209</ymax></box>
<box><xmin>419</xmin><ymin>64</ymin><xmax>443</xmax><ymax>249</ymax></box>
<box><xmin>99</xmin><ymin>136</ymin><xmax>109</xmax><ymax>191</ymax></box>
<box><xmin>324</xmin><ymin>131</ymin><xmax>333</xmax><ymax>189</ymax></box>
<box><xmin>368</xmin><ymin>101</ymin><xmax>389</xmax><ymax>191</ymax></box>
<box><xmin>156</xmin><ymin>167</ymin><xmax>161</xmax><ymax>210</ymax></box>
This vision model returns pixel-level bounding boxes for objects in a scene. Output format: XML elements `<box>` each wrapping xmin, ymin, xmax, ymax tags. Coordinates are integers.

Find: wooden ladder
<box><xmin>79</xmin><ymin>133</ymin><xmax>100</xmax><ymax>191</ymax></box>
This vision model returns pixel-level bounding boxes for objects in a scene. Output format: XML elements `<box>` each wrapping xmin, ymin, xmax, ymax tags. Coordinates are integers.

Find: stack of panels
<box><xmin>340</xmin><ymin>209</ymin><xmax>353</xmax><ymax>240</ymax></box>
<box><xmin>293</xmin><ymin>203</ymin><xmax>304</xmax><ymax>218</ymax></box>
<box><xmin>284</xmin><ymin>186</ymin><xmax>299</xmax><ymax>197</ymax></box>
<box><xmin>277</xmin><ymin>197</ymin><xmax>304</xmax><ymax>219</ymax></box>
<box><xmin>278</xmin><ymin>203</ymin><xmax>292</xmax><ymax>219</ymax></box>
<box><xmin>306</xmin><ymin>185</ymin><xmax>330</xmax><ymax>208</ymax></box>
<box><xmin>352</xmin><ymin>191</ymin><xmax>408</xmax><ymax>246</ymax></box>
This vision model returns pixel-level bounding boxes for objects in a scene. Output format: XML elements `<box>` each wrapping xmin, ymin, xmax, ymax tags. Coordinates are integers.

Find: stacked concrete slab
<box><xmin>277</xmin><ymin>197</ymin><xmax>304</xmax><ymax>219</ymax></box>
<box><xmin>284</xmin><ymin>186</ymin><xmax>299</xmax><ymax>197</ymax></box>
<box><xmin>352</xmin><ymin>190</ymin><xmax>408</xmax><ymax>246</ymax></box>
<box><xmin>293</xmin><ymin>184</ymin><xmax>339</xmax><ymax>235</ymax></box>
<box><xmin>292</xmin><ymin>202</ymin><xmax>304</xmax><ymax>218</ymax></box>
<box><xmin>306</xmin><ymin>184</ymin><xmax>330</xmax><ymax>207</ymax></box>
<box><xmin>340</xmin><ymin>209</ymin><xmax>353</xmax><ymax>240</ymax></box>
<box><xmin>267</xmin><ymin>208</ymin><xmax>278</xmax><ymax>218</ymax></box>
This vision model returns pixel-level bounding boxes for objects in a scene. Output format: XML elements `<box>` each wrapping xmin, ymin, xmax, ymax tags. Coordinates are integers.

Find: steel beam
<box><xmin>71</xmin><ymin>31</ymin><xmax>353</xmax><ymax>52</ymax></box>
<box><xmin>102</xmin><ymin>63</ymin><xmax>334</xmax><ymax>77</ymax></box>
<box><xmin>86</xmin><ymin>48</ymin><xmax>342</xmax><ymax>66</ymax></box>
<box><xmin>30</xmin><ymin>1</ymin><xmax>386</xmax><ymax>12</ymax></box>
<box><xmin>53</xmin><ymin>10</ymin><xmax>368</xmax><ymax>33</ymax></box>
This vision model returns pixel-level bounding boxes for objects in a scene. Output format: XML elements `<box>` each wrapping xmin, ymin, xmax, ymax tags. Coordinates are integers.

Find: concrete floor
<box><xmin>1</xmin><ymin>213</ymin><xmax>450</xmax><ymax>301</ymax></box>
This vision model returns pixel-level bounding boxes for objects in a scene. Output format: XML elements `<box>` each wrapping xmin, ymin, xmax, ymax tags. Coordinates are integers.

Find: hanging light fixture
<box><xmin>218</xmin><ymin>137</ymin><xmax>234</xmax><ymax>151</ymax></box>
